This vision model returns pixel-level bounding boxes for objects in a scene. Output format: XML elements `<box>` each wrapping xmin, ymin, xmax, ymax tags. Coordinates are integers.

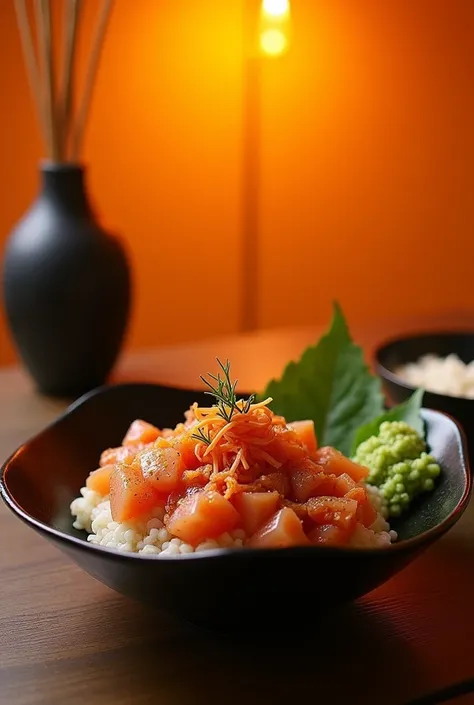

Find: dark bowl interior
<box><xmin>1</xmin><ymin>383</ymin><xmax>471</xmax><ymax>632</ymax></box>
<box><xmin>375</xmin><ymin>332</ymin><xmax>474</xmax><ymax>453</ymax></box>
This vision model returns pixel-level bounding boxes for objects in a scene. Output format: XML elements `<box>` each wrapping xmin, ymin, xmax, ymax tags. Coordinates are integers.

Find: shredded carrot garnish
<box><xmin>165</xmin><ymin>363</ymin><xmax>308</xmax><ymax>497</ymax></box>
<box><xmin>229</xmin><ymin>449</ymin><xmax>243</xmax><ymax>475</ymax></box>
<box><xmin>183</xmin><ymin>392</ymin><xmax>291</xmax><ymax>491</ymax></box>
<box><xmin>255</xmin><ymin>450</ymin><xmax>282</xmax><ymax>468</ymax></box>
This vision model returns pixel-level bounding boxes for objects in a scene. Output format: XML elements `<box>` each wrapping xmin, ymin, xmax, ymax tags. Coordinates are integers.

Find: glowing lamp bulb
<box><xmin>262</xmin><ymin>0</ymin><xmax>290</xmax><ymax>17</ymax></box>
<box><xmin>260</xmin><ymin>28</ymin><xmax>288</xmax><ymax>56</ymax></box>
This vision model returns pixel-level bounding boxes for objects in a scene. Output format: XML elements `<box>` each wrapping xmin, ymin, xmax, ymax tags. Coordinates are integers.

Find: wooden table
<box><xmin>2</xmin><ymin>316</ymin><xmax>474</xmax><ymax>705</ymax></box>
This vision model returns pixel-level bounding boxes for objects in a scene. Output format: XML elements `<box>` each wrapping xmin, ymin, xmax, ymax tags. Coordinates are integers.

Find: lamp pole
<box><xmin>240</xmin><ymin>0</ymin><xmax>291</xmax><ymax>332</ymax></box>
<box><xmin>240</xmin><ymin>0</ymin><xmax>262</xmax><ymax>332</ymax></box>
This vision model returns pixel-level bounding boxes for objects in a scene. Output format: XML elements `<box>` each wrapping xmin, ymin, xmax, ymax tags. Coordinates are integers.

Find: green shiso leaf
<box><xmin>261</xmin><ymin>303</ymin><xmax>385</xmax><ymax>456</ymax></box>
<box><xmin>350</xmin><ymin>388</ymin><xmax>425</xmax><ymax>455</ymax></box>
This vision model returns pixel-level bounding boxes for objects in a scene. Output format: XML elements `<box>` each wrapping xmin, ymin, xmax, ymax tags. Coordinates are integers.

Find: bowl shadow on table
<box><xmin>17</xmin><ymin>595</ymin><xmax>429</xmax><ymax>705</ymax></box>
<box><xmin>76</xmin><ymin>527</ymin><xmax>474</xmax><ymax>705</ymax></box>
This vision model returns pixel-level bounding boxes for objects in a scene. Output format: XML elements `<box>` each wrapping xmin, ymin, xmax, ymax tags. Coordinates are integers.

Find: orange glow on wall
<box><xmin>262</xmin><ymin>0</ymin><xmax>290</xmax><ymax>19</ymax></box>
<box><xmin>260</xmin><ymin>28</ymin><xmax>288</xmax><ymax>56</ymax></box>
<box><xmin>1</xmin><ymin>1</ymin><xmax>474</xmax><ymax>367</ymax></box>
<box><xmin>260</xmin><ymin>0</ymin><xmax>291</xmax><ymax>56</ymax></box>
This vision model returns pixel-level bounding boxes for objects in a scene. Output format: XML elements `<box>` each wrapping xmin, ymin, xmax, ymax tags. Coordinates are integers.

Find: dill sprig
<box><xmin>200</xmin><ymin>359</ymin><xmax>256</xmax><ymax>422</ymax></box>
<box><xmin>191</xmin><ymin>427</ymin><xmax>212</xmax><ymax>446</ymax></box>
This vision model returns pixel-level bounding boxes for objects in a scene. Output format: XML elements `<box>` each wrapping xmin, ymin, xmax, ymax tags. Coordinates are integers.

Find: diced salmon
<box><xmin>290</xmin><ymin>459</ymin><xmax>336</xmax><ymax>502</ymax></box>
<box><xmin>166</xmin><ymin>489</ymin><xmax>240</xmax><ymax>546</ymax></box>
<box><xmin>314</xmin><ymin>447</ymin><xmax>369</xmax><ymax>482</ymax></box>
<box><xmin>269</xmin><ymin>427</ymin><xmax>307</xmax><ymax>464</ymax></box>
<box><xmin>138</xmin><ymin>445</ymin><xmax>183</xmax><ymax>492</ymax></box>
<box><xmin>248</xmin><ymin>507</ymin><xmax>309</xmax><ymax>548</ymax></box>
<box><xmin>333</xmin><ymin>473</ymin><xmax>357</xmax><ymax>497</ymax></box>
<box><xmin>171</xmin><ymin>433</ymin><xmax>201</xmax><ymax>470</ymax></box>
<box><xmin>100</xmin><ymin>446</ymin><xmax>137</xmax><ymax>467</ymax></box>
<box><xmin>308</xmin><ymin>524</ymin><xmax>352</xmax><ymax>547</ymax></box>
<box><xmin>86</xmin><ymin>464</ymin><xmax>114</xmax><ymax>495</ymax></box>
<box><xmin>253</xmin><ymin>471</ymin><xmax>291</xmax><ymax>496</ymax></box>
<box><xmin>289</xmin><ymin>420</ymin><xmax>318</xmax><ymax>454</ymax></box>
<box><xmin>306</xmin><ymin>496</ymin><xmax>358</xmax><ymax>531</ymax></box>
<box><xmin>233</xmin><ymin>491</ymin><xmax>280</xmax><ymax>536</ymax></box>
<box><xmin>281</xmin><ymin>499</ymin><xmax>308</xmax><ymax>520</ymax></box>
<box><xmin>357</xmin><ymin>500</ymin><xmax>378</xmax><ymax>528</ymax></box>
<box><xmin>345</xmin><ymin>486</ymin><xmax>366</xmax><ymax>503</ymax></box>
<box><xmin>122</xmin><ymin>420</ymin><xmax>160</xmax><ymax>447</ymax></box>
<box><xmin>110</xmin><ymin>463</ymin><xmax>161</xmax><ymax>522</ymax></box>
<box><xmin>345</xmin><ymin>487</ymin><xmax>378</xmax><ymax>527</ymax></box>
<box><xmin>153</xmin><ymin>437</ymin><xmax>172</xmax><ymax>448</ymax></box>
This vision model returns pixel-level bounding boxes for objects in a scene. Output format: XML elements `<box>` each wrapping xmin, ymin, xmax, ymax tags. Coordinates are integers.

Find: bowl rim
<box><xmin>374</xmin><ymin>331</ymin><xmax>474</xmax><ymax>402</ymax></box>
<box><xmin>0</xmin><ymin>382</ymin><xmax>472</xmax><ymax>562</ymax></box>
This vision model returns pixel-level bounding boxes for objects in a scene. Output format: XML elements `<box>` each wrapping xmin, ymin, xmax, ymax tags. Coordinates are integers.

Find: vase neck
<box><xmin>40</xmin><ymin>164</ymin><xmax>94</xmax><ymax>218</ymax></box>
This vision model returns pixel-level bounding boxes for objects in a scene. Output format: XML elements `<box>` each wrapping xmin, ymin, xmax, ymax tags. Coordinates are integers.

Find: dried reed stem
<box><xmin>14</xmin><ymin>0</ymin><xmax>48</xmax><ymax>153</ymax></box>
<box><xmin>35</xmin><ymin>0</ymin><xmax>59</xmax><ymax>160</ymax></box>
<box><xmin>71</xmin><ymin>0</ymin><xmax>113</xmax><ymax>160</ymax></box>
<box><xmin>15</xmin><ymin>0</ymin><xmax>113</xmax><ymax>163</ymax></box>
<box><xmin>59</xmin><ymin>0</ymin><xmax>82</xmax><ymax>160</ymax></box>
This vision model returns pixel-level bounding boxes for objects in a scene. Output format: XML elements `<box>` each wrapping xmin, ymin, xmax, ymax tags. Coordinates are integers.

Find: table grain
<box><xmin>3</xmin><ymin>316</ymin><xmax>474</xmax><ymax>705</ymax></box>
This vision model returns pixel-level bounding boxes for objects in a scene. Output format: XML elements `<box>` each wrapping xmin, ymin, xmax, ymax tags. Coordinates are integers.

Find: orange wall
<box><xmin>260</xmin><ymin>0</ymin><xmax>474</xmax><ymax>328</ymax></box>
<box><xmin>1</xmin><ymin>1</ymin><xmax>474</xmax><ymax>366</ymax></box>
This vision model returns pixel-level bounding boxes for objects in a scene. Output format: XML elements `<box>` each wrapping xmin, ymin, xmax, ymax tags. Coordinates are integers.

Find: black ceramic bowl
<box><xmin>375</xmin><ymin>333</ymin><xmax>474</xmax><ymax>448</ymax></box>
<box><xmin>1</xmin><ymin>383</ymin><xmax>471</xmax><ymax>631</ymax></box>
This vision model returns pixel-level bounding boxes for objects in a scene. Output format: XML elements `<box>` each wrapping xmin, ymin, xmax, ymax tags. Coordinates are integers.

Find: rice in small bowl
<box><xmin>375</xmin><ymin>332</ymin><xmax>474</xmax><ymax>448</ymax></box>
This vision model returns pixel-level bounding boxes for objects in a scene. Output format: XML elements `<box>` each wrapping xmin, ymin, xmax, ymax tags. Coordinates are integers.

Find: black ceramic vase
<box><xmin>3</xmin><ymin>163</ymin><xmax>131</xmax><ymax>398</ymax></box>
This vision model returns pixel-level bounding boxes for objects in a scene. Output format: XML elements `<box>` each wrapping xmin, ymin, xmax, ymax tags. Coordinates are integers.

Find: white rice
<box><xmin>351</xmin><ymin>483</ymin><xmax>398</xmax><ymax>548</ymax></box>
<box><xmin>71</xmin><ymin>487</ymin><xmax>245</xmax><ymax>556</ymax></box>
<box><xmin>396</xmin><ymin>353</ymin><xmax>474</xmax><ymax>399</ymax></box>
<box><xmin>70</xmin><ymin>482</ymin><xmax>396</xmax><ymax>555</ymax></box>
